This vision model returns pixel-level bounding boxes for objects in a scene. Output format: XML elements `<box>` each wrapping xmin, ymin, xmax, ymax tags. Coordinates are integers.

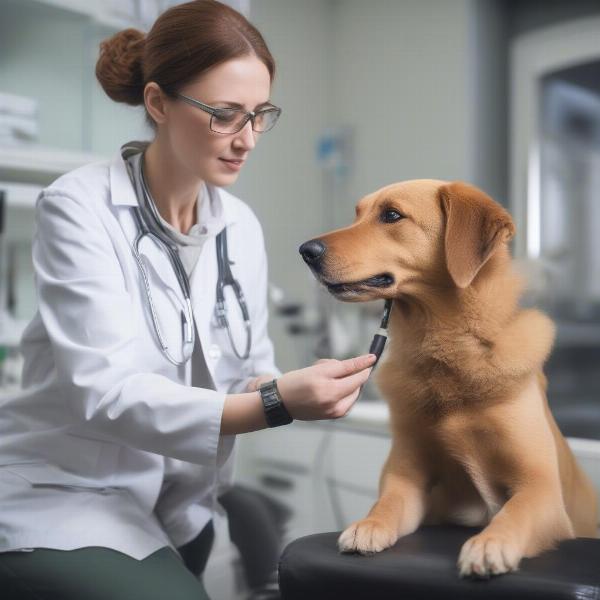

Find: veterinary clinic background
<box><xmin>1</xmin><ymin>0</ymin><xmax>600</xmax><ymax>599</ymax></box>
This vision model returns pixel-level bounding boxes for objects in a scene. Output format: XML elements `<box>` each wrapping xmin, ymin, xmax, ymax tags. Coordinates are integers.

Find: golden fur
<box><xmin>302</xmin><ymin>179</ymin><xmax>598</xmax><ymax>578</ymax></box>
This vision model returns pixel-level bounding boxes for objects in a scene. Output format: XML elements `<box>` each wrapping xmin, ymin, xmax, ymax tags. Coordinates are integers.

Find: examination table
<box><xmin>278</xmin><ymin>524</ymin><xmax>600</xmax><ymax>600</ymax></box>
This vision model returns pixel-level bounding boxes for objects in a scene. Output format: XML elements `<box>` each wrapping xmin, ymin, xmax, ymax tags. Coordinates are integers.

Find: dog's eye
<box><xmin>380</xmin><ymin>209</ymin><xmax>404</xmax><ymax>223</ymax></box>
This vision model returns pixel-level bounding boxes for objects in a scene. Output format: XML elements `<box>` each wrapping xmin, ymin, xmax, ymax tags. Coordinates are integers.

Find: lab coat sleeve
<box><xmin>33</xmin><ymin>190</ymin><xmax>232</xmax><ymax>468</ymax></box>
<box><xmin>226</xmin><ymin>218</ymin><xmax>283</xmax><ymax>395</ymax></box>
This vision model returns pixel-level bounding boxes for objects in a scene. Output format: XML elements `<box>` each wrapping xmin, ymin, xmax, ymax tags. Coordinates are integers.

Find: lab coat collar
<box><xmin>108</xmin><ymin>146</ymin><xmax>238</xmax><ymax>226</ymax></box>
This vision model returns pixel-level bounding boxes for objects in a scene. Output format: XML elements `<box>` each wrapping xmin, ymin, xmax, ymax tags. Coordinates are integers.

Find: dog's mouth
<box><xmin>323</xmin><ymin>272</ymin><xmax>395</xmax><ymax>296</ymax></box>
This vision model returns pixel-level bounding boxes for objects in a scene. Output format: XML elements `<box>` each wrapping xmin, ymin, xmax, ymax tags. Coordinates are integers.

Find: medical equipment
<box><xmin>356</xmin><ymin>298</ymin><xmax>392</xmax><ymax>400</ymax></box>
<box><xmin>122</xmin><ymin>144</ymin><xmax>251</xmax><ymax>366</ymax></box>
<box><xmin>368</xmin><ymin>299</ymin><xmax>392</xmax><ymax>365</ymax></box>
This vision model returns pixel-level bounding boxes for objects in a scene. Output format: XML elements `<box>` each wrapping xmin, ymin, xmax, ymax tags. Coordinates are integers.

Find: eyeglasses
<box><xmin>173</xmin><ymin>92</ymin><xmax>282</xmax><ymax>134</ymax></box>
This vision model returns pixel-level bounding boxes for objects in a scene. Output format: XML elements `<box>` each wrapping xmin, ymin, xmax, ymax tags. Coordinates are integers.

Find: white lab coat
<box><xmin>0</xmin><ymin>148</ymin><xmax>282</xmax><ymax>560</ymax></box>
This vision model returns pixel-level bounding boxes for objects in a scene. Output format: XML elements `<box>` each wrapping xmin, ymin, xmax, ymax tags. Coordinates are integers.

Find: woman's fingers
<box><xmin>334</xmin><ymin>386</ymin><xmax>363</xmax><ymax>417</ymax></box>
<box><xmin>327</xmin><ymin>356</ymin><xmax>376</xmax><ymax>418</ymax></box>
<box><xmin>320</xmin><ymin>354</ymin><xmax>377</xmax><ymax>378</ymax></box>
<box><xmin>334</xmin><ymin>365</ymin><xmax>373</xmax><ymax>399</ymax></box>
<box><xmin>314</xmin><ymin>358</ymin><xmax>336</xmax><ymax>366</ymax></box>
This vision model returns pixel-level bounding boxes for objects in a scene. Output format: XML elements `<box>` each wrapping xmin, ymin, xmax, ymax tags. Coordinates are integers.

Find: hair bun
<box><xmin>95</xmin><ymin>28</ymin><xmax>146</xmax><ymax>106</ymax></box>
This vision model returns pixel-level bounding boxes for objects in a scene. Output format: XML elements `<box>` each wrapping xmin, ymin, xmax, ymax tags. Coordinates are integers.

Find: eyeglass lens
<box><xmin>211</xmin><ymin>108</ymin><xmax>280</xmax><ymax>134</ymax></box>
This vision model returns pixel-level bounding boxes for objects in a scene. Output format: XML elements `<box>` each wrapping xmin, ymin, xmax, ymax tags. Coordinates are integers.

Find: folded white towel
<box><xmin>0</xmin><ymin>92</ymin><xmax>38</xmax><ymax>118</ymax></box>
<box><xmin>0</xmin><ymin>114</ymin><xmax>39</xmax><ymax>141</ymax></box>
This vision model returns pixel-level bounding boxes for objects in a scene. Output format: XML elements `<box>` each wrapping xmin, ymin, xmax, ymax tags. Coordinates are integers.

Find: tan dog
<box><xmin>299</xmin><ymin>180</ymin><xmax>598</xmax><ymax>578</ymax></box>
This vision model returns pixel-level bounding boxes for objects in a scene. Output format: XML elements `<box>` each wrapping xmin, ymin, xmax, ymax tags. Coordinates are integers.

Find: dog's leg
<box><xmin>457</xmin><ymin>478</ymin><xmax>574</xmax><ymax>578</ymax></box>
<box><xmin>337</xmin><ymin>441</ymin><xmax>428</xmax><ymax>555</ymax></box>
<box><xmin>447</xmin><ymin>372</ymin><xmax>580</xmax><ymax>578</ymax></box>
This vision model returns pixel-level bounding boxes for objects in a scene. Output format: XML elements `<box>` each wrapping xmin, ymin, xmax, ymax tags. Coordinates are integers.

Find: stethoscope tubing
<box><xmin>131</xmin><ymin>205</ymin><xmax>196</xmax><ymax>365</ymax></box>
<box><xmin>125</xmin><ymin>151</ymin><xmax>252</xmax><ymax>364</ymax></box>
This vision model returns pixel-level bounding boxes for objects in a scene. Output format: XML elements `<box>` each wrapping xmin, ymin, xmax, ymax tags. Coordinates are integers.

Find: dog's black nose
<box><xmin>299</xmin><ymin>239</ymin><xmax>326</xmax><ymax>264</ymax></box>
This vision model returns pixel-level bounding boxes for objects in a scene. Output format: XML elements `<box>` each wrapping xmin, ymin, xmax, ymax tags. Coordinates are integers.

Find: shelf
<box><xmin>0</xmin><ymin>181</ymin><xmax>43</xmax><ymax>209</ymax></box>
<box><xmin>0</xmin><ymin>144</ymin><xmax>108</xmax><ymax>185</ymax></box>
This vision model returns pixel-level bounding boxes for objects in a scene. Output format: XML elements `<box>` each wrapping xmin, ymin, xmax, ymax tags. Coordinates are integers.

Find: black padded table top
<box><xmin>278</xmin><ymin>525</ymin><xmax>600</xmax><ymax>600</ymax></box>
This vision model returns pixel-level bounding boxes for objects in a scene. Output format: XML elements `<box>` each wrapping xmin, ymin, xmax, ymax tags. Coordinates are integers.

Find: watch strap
<box><xmin>259</xmin><ymin>379</ymin><xmax>293</xmax><ymax>427</ymax></box>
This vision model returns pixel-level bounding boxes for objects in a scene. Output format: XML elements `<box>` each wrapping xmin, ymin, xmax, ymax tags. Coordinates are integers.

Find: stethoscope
<box><xmin>122</xmin><ymin>144</ymin><xmax>252</xmax><ymax>366</ymax></box>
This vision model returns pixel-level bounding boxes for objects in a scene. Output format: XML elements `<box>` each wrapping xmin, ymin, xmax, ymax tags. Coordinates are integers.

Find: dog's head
<box><xmin>299</xmin><ymin>179</ymin><xmax>516</xmax><ymax>302</ymax></box>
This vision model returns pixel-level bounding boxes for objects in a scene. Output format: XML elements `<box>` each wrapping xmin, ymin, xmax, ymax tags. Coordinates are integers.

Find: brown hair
<box><xmin>95</xmin><ymin>0</ymin><xmax>276</xmax><ymax>130</ymax></box>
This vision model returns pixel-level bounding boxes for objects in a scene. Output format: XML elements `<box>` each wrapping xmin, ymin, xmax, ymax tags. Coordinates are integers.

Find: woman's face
<box><xmin>161</xmin><ymin>55</ymin><xmax>273</xmax><ymax>187</ymax></box>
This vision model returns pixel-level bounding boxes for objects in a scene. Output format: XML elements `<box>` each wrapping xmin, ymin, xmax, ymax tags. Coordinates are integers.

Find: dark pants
<box><xmin>0</xmin><ymin>539</ymin><xmax>212</xmax><ymax>600</ymax></box>
<box><xmin>0</xmin><ymin>484</ymin><xmax>290</xmax><ymax>599</ymax></box>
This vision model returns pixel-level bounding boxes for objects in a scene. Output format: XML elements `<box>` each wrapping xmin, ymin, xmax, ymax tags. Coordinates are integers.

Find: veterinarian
<box><xmin>0</xmin><ymin>2</ymin><xmax>376</xmax><ymax>599</ymax></box>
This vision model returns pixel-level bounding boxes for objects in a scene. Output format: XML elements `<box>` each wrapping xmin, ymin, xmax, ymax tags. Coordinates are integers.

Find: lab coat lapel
<box><xmin>109</xmin><ymin>151</ymin><xmax>140</xmax><ymax>207</ymax></box>
<box><xmin>189</xmin><ymin>232</ymin><xmax>219</xmax><ymax>383</ymax></box>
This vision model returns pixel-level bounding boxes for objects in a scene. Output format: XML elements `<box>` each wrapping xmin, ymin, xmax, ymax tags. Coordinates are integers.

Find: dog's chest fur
<box><xmin>434</xmin><ymin>413</ymin><xmax>510</xmax><ymax>523</ymax></box>
<box><xmin>376</xmin><ymin>349</ymin><xmax>516</xmax><ymax>524</ymax></box>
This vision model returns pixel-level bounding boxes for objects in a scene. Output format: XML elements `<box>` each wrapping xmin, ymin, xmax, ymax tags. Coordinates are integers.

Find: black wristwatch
<box><xmin>258</xmin><ymin>379</ymin><xmax>293</xmax><ymax>427</ymax></box>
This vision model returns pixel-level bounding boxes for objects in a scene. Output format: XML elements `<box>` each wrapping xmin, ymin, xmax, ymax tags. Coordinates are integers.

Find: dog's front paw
<box><xmin>337</xmin><ymin>518</ymin><xmax>398</xmax><ymax>555</ymax></box>
<box><xmin>457</xmin><ymin>531</ymin><xmax>522</xmax><ymax>578</ymax></box>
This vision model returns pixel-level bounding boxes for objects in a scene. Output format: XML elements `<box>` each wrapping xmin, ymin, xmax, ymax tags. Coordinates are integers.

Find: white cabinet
<box><xmin>236</xmin><ymin>415</ymin><xmax>393</xmax><ymax>540</ymax></box>
<box><xmin>238</xmin><ymin>422</ymin><xmax>328</xmax><ymax>542</ymax></box>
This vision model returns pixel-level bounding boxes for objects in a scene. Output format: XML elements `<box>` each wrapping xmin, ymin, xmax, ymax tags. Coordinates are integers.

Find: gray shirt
<box><xmin>150</xmin><ymin>180</ymin><xmax>225</xmax><ymax>279</ymax></box>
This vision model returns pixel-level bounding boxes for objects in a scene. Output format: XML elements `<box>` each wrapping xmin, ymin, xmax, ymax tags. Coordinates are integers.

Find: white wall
<box><xmin>469</xmin><ymin>0</ymin><xmax>509</xmax><ymax>204</ymax></box>
<box><xmin>329</xmin><ymin>0</ymin><xmax>472</xmax><ymax>213</ymax></box>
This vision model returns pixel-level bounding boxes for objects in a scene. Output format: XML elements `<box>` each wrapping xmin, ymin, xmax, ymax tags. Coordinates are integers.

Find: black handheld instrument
<box><xmin>356</xmin><ymin>299</ymin><xmax>392</xmax><ymax>401</ymax></box>
<box><xmin>368</xmin><ymin>298</ymin><xmax>392</xmax><ymax>367</ymax></box>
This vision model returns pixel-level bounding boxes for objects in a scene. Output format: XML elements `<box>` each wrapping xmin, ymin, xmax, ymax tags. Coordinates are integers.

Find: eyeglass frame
<box><xmin>173</xmin><ymin>91</ymin><xmax>282</xmax><ymax>134</ymax></box>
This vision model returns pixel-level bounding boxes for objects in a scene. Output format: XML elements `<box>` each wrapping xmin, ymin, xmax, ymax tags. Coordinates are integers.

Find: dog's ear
<box><xmin>439</xmin><ymin>181</ymin><xmax>515</xmax><ymax>288</ymax></box>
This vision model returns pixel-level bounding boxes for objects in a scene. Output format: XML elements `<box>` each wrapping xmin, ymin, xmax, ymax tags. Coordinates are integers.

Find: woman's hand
<box><xmin>275</xmin><ymin>353</ymin><xmax>377</xmax><ymax>421</ymax></box>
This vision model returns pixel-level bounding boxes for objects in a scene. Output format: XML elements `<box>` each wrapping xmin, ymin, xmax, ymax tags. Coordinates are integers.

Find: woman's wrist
<box><xmin>221</xmin><ymin>390</ymin><xmax>268</xmax><ymax>435</ymax></box>
<box><xmin>245</xmin><ymin>373</ymin><xmax>278</xmax><ymax>393</ymax></box>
